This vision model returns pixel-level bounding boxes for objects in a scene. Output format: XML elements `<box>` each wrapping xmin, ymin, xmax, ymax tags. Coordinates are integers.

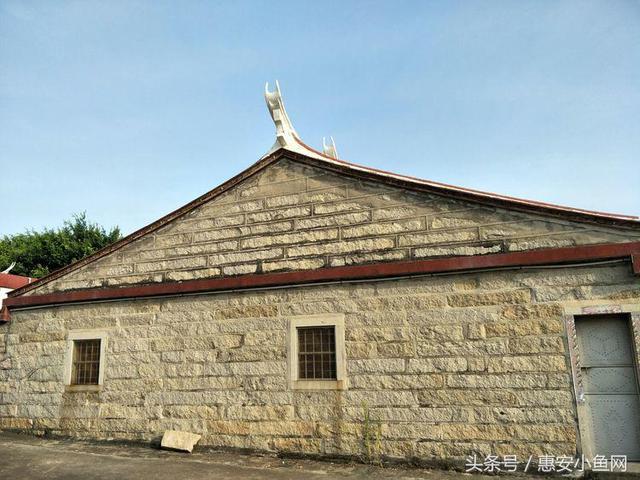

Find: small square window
<box><xmin>297</xmin><ymin>326</ymin><xmax>337</xmax><ymax>380</ymax></box>
<box><xmin>288</xmin><ymin>314</ymin><xmax>347</xmax><ymax>390</ymax></box>
<box><xmin>71</xmin><ymin>339</ymin><xmax>101</xmax><ymax>385</ymax></box>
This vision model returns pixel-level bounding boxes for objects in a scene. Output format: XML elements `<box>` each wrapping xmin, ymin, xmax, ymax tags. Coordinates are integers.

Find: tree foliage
<box><xmin>0</xmin><ymin>213</ymin><xmax>122</xmax><ymax>278</ymax></box>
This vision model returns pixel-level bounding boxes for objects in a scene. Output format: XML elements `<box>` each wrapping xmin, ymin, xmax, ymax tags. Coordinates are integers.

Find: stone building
<box><xmin>1</xmin><ymin>84</ymin><xmax>640</xmax><ymax>466</ymax></box>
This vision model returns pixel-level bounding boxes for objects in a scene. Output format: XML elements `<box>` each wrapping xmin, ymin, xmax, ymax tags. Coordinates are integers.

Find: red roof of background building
<box><xmin>0</xmin><ymin>273</ymin><xmax>34</xmax><ymax>290</ymax></box>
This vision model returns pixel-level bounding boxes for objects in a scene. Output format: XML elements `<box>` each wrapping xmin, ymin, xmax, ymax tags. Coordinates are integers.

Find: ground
<box><xmin>0</xmin><ymin>431</ymin><xmax>516</xmax><ymax>480</ymax></box>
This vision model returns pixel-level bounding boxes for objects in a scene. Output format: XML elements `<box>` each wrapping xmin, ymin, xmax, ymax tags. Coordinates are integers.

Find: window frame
<box><xmin>64</xmin><ymin>329</ymin><xmax>108</xmax><ymax>391</ymax></box>
<box><xmin>287</xmin><ymin>314</ymin><xmax>347</xmax><ymax>391</ymax></box>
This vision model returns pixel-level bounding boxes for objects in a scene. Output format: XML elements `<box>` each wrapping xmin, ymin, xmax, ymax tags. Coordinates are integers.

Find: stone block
<box><xmin>222</xmin><ymin>264</ymin><xmax>257</xmax><ymax>276</ymax></box>
<box><xmin>414</xmin><ymin>243</ymin><xmax>502</xmax><ymax>258</ymax></box>
<box><xmin>508</xmin><ymin>336</ymin><xmax>565</xmax><ymax>354</ymax></box>
<box><xmin>376</xmin><ymin>341</ymin><xmax>416</xmax><ymax>357</ymax></box>
<box><xmin>208</xmin><ymin>248</ymin><xmax>282</xmax><ymax>266</ymax></box>
<box><xmin>372</xmin><ymin>206</ymin><xmax>422</xmax><ymax>221</ymax></box>
<box><xmin>447</xmin><ymin>289</ymin><xmax>531</xmax><ymax>307</ymax></box>
<box><xmin>287</xmin><ymin>237</ymin><xmax>395</xmax><ymax>257</ymax></box>
<box><xmin>329</xmin><ymin>250</ymin><xmax>408</xmax><ymax>267</ymax></box>
<box><xmin>347</xmin><ymin>358</ymin><xmax>405</xmax><ymax>374</ymax></box>
<box><xmin>417</xmin><ymin>338</ymin><xmax>508</xmax><ymax>357</ymax></box>
<box><xmin>407</xmin><ymin>357</ymin><xmax>467</xmax><ymax>373</ymax></box>
<box><xmin>200</xmin><ymin>199</ymin><xmax>262</xmax><ymax>216</ymax></box>
<box><xmin>506</xmin><ymin>236</ymin><xmax>575</xmax><ymax>252</ymax></box>
<box><xmin>246</xmin><ymin>206</ymin><xmax>311</xmax><ymax>223</ymax></box>
<box><xmin>136</xmin><ymin>256</ymin><xmax>207</xmax><ymax>274</ymax></box>
<box><xmin>240</xmin><ymin>229</ymin><xmax>338</xmax><ymax>249</ymax></box>
<box><xmin>398</xmin><ymin>229</ymin><xmax>478</xmax><ymax>247</ymax></box>
<box><xmin>262</xmin><ymin>258</ymin><xmax>325</xmax><ymax>273</ymax></box>
<box><xmin>154</xmin><ymin>233</ymin><xmax>191</xmax><ymax>248</ymax></box>
<box><xmin>466</xmin><ymin>323</ymin><xmax>486</xmax><ymax>340</ymax></box>
<box><xmin>349</xmin><ymin>374</ymin><xmax>444</xmax><ymax>390</ymax></box>
<box><xmin>480</xmin><ymin>220</ymin><xmax>571</xmax><ymax>240</ymax></box>
<box><xmin>500</xmin><ymin>303</ymin><xmax>563</xmax><ymax>320</ymax></box>
<box><xmin>342</xmin><ymin>218</ymin><xmax>425</xmax><ymax>239</ymax></box>
<box><xmin>160</xmin><ymin>430</ymin><xmax>202</xmax><ymax>453</ymax></box>
<box><xmin>295</xmin><ymin>211</ymin><xmax>371</xmax><ymax>229</ymax></box>
<box><xmin>487</xmin><ymin>355</ymin><xmax>567</xmax><ymax>373</ymax></box>
<box><xmin>430</xmin><ymin>208</ymin><xmax>507</xmax><ymax>229</ymax></box>
<box><xmin>314</xmin><ymin>200</ymin><xmax>371</xmax><ymax>215</ymax></box>
<box><xmin>226</xmin><ymin>405</ymin><xmax>294</xmax><ymax>421</ymax></box>
<box><xmin>264</xmin><ymin>188</ymin><xmax>346</xmax><ymax>209</ymax></box>
<box><xmin>169</xmin><ymin>240</ymin><xmax>239</xmax><ymax>256</ymax></box>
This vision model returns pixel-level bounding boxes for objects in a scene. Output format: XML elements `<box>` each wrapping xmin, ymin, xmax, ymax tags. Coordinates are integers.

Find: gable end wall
<box><xmin>23</xmin><ymin>158</ymin><xmax>640</xmax><ymax>296</ymax></box>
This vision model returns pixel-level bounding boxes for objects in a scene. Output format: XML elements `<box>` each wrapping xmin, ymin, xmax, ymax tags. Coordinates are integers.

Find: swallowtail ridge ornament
<box><xmin>263</xmin><ymin>81</ymin><xmax>338</xmax><ymax>160</ymax></box>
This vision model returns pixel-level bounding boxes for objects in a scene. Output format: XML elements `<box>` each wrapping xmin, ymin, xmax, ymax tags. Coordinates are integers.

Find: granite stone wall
<box><xmin>2</xmin><ymin>262</ymin><xmax>639</xmax><ymax>462</ymax></box>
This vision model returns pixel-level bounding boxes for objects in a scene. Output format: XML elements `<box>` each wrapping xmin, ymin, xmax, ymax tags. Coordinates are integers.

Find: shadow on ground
<box><xmin>0</xmin><ymin>431</ymin><xmax>530</xmax><ymax>480</ymax></box>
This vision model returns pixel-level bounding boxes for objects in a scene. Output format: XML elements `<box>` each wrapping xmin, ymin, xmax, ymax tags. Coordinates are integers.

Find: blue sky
<box><xmin>1</xmin><ymin>0</ymin><xmax>639</xmax><ymax>236</ymax></box>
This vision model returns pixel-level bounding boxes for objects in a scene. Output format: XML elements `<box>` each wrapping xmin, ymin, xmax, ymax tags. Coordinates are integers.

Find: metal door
<box><xmin>575</xmin><ymin>315</ymin><xmax>640</xmax><ymax>459</ymax></box>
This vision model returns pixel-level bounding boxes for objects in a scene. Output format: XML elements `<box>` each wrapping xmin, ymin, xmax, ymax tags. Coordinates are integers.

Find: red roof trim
<box><xmin>2</xmin><ymin>241</ymin><xmax>639</xmax><ymax>322</ymax></box>
<box><xmin>9</xmin><ymin>148</ymin><xmax>640</xmax><ymax>299</ymax></box>
<box><xmin>0</xmin><ymin>273</ymin><xmax>34</xmax><ymax>290</ymax></box>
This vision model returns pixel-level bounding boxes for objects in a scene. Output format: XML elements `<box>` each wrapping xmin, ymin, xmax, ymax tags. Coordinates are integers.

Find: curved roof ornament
<box><xmin>1</xmin><ymin>262</ymin><xmax>16</xmax><ymax>274</ymax></box>
<box><xmin>263</xmin><ymin>81</ymin><xmax>339</xmax><ymax>161</ymax></box>
<box><xmin>322</xmin><ymin>136</ymin><xmax>338</xmax><ymax>159</ymax></box>
<box><xmin>264</xmin><ymin>81</ymin><xmax>300</xmax><ymax>149</ymax></box>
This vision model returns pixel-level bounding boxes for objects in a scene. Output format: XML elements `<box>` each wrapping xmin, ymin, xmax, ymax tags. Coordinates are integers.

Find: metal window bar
<box><xmin>72</xmin><ymin>339</ymin><xmax>101</xmax><ymax>385</ymax></box>
<box><xmin>297</xmin><ymin>326</ymin><xmax>336</xmax><ymax>380</ymax></box>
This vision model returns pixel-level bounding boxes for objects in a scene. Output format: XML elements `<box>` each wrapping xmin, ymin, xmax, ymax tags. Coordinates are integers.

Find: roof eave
<box><xmin>2</xmin><ymin>241</ymin><xmax>639</xmax><ymax>323</ymax></box>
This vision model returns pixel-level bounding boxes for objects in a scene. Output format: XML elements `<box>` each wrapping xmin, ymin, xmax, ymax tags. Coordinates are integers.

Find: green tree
<box><xmin>0</xmin><ymin>213</ymin><xmax>122</xmax><ymax>278</ymax></box>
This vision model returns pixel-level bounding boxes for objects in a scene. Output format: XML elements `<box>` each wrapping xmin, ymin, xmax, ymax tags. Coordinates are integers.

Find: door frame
<box><xmin>564</xmin><ymin>301</ymin><xmax>640</xmax><ymax>460</ymax></box>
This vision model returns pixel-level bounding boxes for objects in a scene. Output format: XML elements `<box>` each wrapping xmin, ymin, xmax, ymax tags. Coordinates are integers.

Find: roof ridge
<box><xmin>289</xmin><ymin>142</ymin><xmax>638</xmax><ymax>222</ymax></box>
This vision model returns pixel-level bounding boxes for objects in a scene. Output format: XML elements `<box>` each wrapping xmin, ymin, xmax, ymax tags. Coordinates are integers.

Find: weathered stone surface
<box><xmin>246</xmin><ymin>206</ymin><xmax>311</xmax><ymax>223</ymax></box>
<box><xmin>480</xmin><ymin>221</ymin><xmax>573</xmax><ymax>239</ymax></box>
<box><xmin>406</xmin><ymin>358</ymin><xmax>467</xmax><ymax>373</ymax></box>
<box><xmin>372</xmin><ymin>206</ymin><xmax>422</xmax><ymax>221</ymax></box>
<box><xmin>263</xmin><ymin>258</ymin><xmax>325</xmax><ymax>273</ymax></box>
<box><xmin>165</xmin><ymin>268</ymin><xmax>221</xmax><ymax>281</ymax></box>
<box><xmin>240</xmin><ymin>229</ymin><xmax>338</xmax><ymax>249</ymax></box>
<box><xmin>430</xmin><ymin>208</ymin><xmax>511</xmax><ymax>229</ymax></box>
<box><xmin>414</xmin><ymin>243</ymin><xmax>502</xmax><ymax>258</ymax></box>
<box><xmin>447</xmin><ymin>289</ymin><xmax>531</xmax><ymax>307</ymax></box>
<box><xmin>208</xmin><ymin>248</ymin><xmax>282</xmax><ymax>266</ymax></box>
<box><xmin>398</xmin><ymin>229</ymin><xmax>478</xmax><ymax>247</ymax></box>
<box><xmin>222</xmin><ymin>264</ymin><xmax>257</xmax><ymax>276</ymax></box>
<box><xmin>160</xmin><ymin>430</ymin><xmax>202</xmax><ymax>452</ymax></box>
<box><xmin>347</xmin><ymin>358</ymin><xmax>405</xmax><ymax>374</ymax></box>
<box><xmin>136</xmin><ymin>257</ymin><xmax>207</xmax><ymax>274</ymax></box>
<box><xmin>487</xmin><ymin>355</ymin><xmax>568</xmax><ymax>373</ymax></box>
<box><xmin>265</xmin><ymin>188</ymin><xmax>346</xmax><ymax>209</ymax></box>
<box><xmin>288</xmin><ymin>238</ymin><xmax>395</xmax><ymax>257</ymax></box>
<box><xmin>295</xmin><ymin>211</ymin><xmax>370</xmax><ymax>229</ymax></box>
<box><xmin>329</xmin><ymin>250</ymin><xmax>408</xmax><ymax>267</ymax></box>
<box><xmin>342</xmin><ymin>218</ymin><xmax>425</xmax><ymax>239</ymax></box>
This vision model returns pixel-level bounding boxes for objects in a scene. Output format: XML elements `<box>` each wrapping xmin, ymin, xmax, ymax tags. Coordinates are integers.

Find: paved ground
<box><xmin>0</xmin><ymin>431</ymin><xmax>500</xmax><ymax>480</ymax></box>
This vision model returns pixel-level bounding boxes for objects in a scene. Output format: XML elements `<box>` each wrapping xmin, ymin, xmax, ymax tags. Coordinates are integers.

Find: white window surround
<box><xmin>287</xmin><ymin>313</ymin><xmax>348</xmax><ymax>391</ymax></box>
<box><xmin>64</xmin><ymin>329</ymin><xmax>109</xmax><ymax>391</ymax></box>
